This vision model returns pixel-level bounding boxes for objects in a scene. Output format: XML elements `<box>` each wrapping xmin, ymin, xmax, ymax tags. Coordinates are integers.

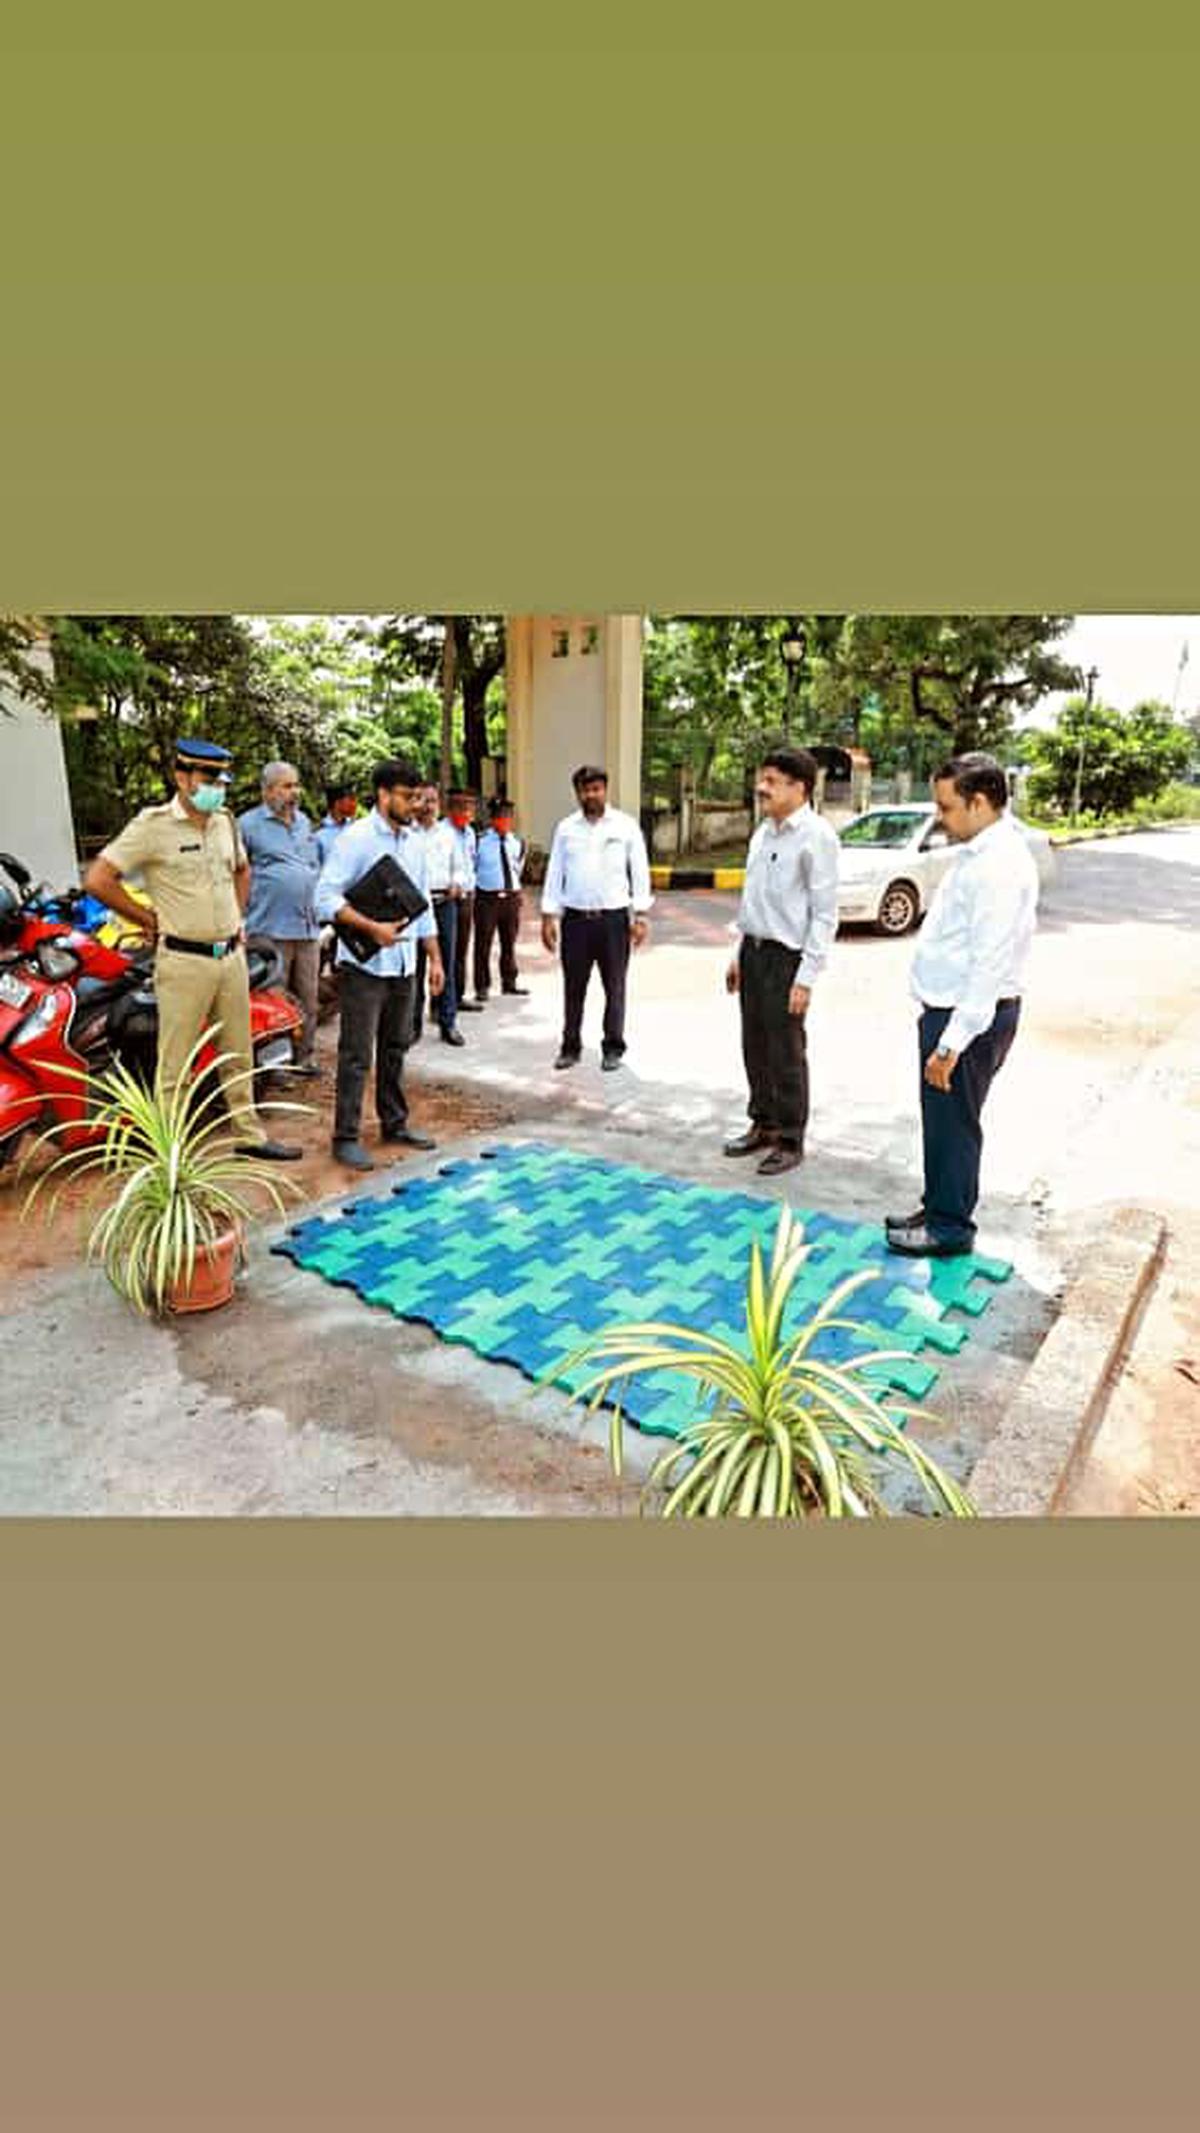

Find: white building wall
<box><xmin>0</xmin><ymin>651</ymin><xmax>79</xmax><ymax>888</ymax></box>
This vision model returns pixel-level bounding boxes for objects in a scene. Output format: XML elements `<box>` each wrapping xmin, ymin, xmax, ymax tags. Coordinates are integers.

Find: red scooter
<box><xmin>0</xmin><ymin>853</ymin><xmax>304</xmax><ymax>1165</ymax></box>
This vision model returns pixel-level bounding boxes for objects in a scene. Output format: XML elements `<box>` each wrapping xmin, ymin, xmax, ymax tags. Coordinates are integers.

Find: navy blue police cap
<box><xmin>174</xmin><ymin>737</ymin><xmax>233</xmax><ymax>772</ymax></box>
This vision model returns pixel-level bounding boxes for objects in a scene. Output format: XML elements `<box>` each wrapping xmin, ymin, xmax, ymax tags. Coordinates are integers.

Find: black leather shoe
<box><xmin>502</xmin><ymin>985</ymin><xmax>530</xmax><ymax>996</ymax></box>
<box><xmin>886</xmin><ymin>1224</ymin><xmax>972</xmax><ymax>1259</ymax></box>
<box><xmin>601</xmin><ymin>1052</ymin><xmax>623</xmax><ymax>1072</ymax></box>
<box><xmin>332</xmin><ymin>1140</ymin><xmax>375</xmax><ymax>1171</ymax></box>
<box><xmin>757</xmin><ymin>1146</ymin><xmax>802</xmax><ymax>1175</ymax></box>
<box><xmin>459</xmin><ymin>999</ymin><xmax>484</xmax><ymax>1012</ymax></box>
<box><xmin>236</xmin><ymin>1139</ymin><xmax>303</xmax><ymax>1161</ymax></box>
<box><xmin>885</xmin><ymin>1207</ymin><xmax>926</xmax><ymax>1231</ymax></box>
<box><xmin>554</xmin><ymin>1051</ymin><xmax>581</xmax><ymax>1070</ymax></box>
<box><xmin>381</xmin><ymin>1127</ymin><xmax>437</xmax><ymax>1150</ymax></box>
<box><xmin>723</xmin><ymin>1128</ymin><xmax>774</xmax><ymax>1157</ymax></box>
<box><xmin>440</xmin><ymin>1027</ymin><xmax>466</xmax><ymax>1046</ymax></box>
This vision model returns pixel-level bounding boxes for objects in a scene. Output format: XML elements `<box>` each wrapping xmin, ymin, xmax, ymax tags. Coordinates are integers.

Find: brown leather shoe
<box><xmin>757</xmin><ymin>1146</ymin><xmax>802</xmax><ymax>1175</ymax></box>
<box><xmin>723</xmin><ymin>1127</ymin><xmax>774</xmax><ymax>1157</ymax></box>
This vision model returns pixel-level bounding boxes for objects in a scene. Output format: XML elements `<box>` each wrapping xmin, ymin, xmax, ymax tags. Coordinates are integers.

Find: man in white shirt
<box><xmin>540</xmin><ymin>764</ymin><xmax>653</xmax><ymax>1072</ymax></box>
<box><xmin>887</xmin><ymin>752</ymin><xmax>1039</xmax><ymax>1258</ymax></box>
<box><xmin>724</xmin><ymin>746</ymin><xmax>840</xmax><ymax>1176</ymax></box>
<box><xmin>315</xmin><ymin>755</ymin><xmax>443</xmax><ymax>1171</ymax></box>
<box><xmin>412</xmin><ymin>782</ymin><xmax>469</xmax><ymax>1046</ymax></box>
<box><xmin>446</xmin><ymin>787</ymin><xmax>481</xmax><ymax>1013</ymax></box>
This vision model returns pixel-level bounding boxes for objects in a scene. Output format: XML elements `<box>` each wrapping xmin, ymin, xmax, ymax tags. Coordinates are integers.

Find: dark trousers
<box><xmin>455</xmin><ymin>891</ymin><xmax>474</xmax><ymax>1006</ymax></box>
<box><xmin>739</xmin><ymin>937</ymin><xmax>810</xmax><ymax>1150</ymax></box>
<box><xmin>473</xmin><ymin>889</ymin><xmax>521</xmax><ymax>996</ymax></box>
<box><xmin>560</xmin><ymin>909</ymin><xmax>631</xmax><ymax>1058</ymax></box>
<box><xmin>918</xmin><ymin>1001</ymin><xmax>1021</xmax><ymax>1247</ymax></box>
<box><xmin>414</xmin><ymin>898</ymin><xmax>459</xmax><ymax>1037</ymax></box>
<box><xmin>333</xmin><ymin>962</ymin><xmax>415</xmax><ymax>1144</ymax></box>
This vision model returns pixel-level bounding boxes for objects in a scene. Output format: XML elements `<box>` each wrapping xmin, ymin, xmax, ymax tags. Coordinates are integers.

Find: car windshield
<box><xmin>839</xmin><ymin>812</ymin><xmax>925</xmax><ymax>850</ymax></box>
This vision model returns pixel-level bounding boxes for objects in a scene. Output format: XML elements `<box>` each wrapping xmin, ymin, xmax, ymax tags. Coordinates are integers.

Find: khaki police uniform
<box><xmin>101</xmin><ymin>795</ymin><xmax>262</xmax><ymax>1142</ymax></box>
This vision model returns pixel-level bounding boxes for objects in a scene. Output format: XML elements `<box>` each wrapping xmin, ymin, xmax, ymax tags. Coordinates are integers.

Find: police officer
<box><xmin>85</xmin><ymin>738</ymin><xmax>301</xmax><ymax>1159</ymax></box>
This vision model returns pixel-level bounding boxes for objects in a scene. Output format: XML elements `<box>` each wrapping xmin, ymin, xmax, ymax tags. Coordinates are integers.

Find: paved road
<box><xmin>425</xmin><ymin>826</ymin><xmax>1200</xmax><ymax>1242</ymax></box>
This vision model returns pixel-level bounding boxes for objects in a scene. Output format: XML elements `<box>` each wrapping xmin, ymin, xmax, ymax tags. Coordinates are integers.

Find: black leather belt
<box><xmin>920</xmin><ymin>996</ymin><xmax>1019</xmax><ymax>1012</ymax></box>
<box><xmin>162</xmin><ymin>933</ymin><xmax>241</xmax><ymax>958</ymax></box>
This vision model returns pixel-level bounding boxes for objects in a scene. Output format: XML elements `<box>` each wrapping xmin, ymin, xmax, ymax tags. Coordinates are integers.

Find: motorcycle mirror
<box><xmin>35</xmin><ymin>939</ymin><xmax>81</xmax><ymax>981</ymax></box>
<box><xmin>0</xmin><ymin>853</ymin><xmax>32</xmax><ymax>890</ymax></box>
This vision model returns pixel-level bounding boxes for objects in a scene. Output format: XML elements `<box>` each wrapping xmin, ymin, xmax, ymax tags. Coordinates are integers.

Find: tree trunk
<box><xmin>462</xmin><ymin>667</ymin><xmax>491</xmax><ymax>789</ymax></box>
<box><xmin>439</xmin><ymin>619</ymin><xmax>457</xmax><ymax>792</ymax></box>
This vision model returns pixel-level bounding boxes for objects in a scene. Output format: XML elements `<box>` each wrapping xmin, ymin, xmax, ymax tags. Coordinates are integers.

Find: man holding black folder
<box><xmin>315</xmin><ymin>757</ymin><xmax>443</xmax><ymax>1170</ymax></box>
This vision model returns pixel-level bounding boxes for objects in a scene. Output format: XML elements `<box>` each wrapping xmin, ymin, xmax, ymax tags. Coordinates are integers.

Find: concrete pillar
<box><xmin>504</xmin><ymin>614</ymin><xmax>643</xmax><ymax>852</ymax></box>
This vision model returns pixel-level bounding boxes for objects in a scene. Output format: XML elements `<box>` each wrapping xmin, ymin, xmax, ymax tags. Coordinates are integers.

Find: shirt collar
<box><xmin>371</xmin><ymin>805</ymin><xmax>408</xmax><ymax>839</ymax></box>
<box><xmin>763</xmin><ymin>802</ymin><xmax>810</xmax><ymax>835</ymax></box>
<box><xmin>961</xmin><ymin>814</ymin><xmax>1010</xmax><ymax>860</ymax></box>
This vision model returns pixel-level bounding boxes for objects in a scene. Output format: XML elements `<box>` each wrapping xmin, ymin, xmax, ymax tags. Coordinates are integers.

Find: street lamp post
<box><xmin>1070</xmin><ymin>665</ymin><xmax>1099</xmax><ymax>827</ymax></box>
<box><xmin>780</xmin><ymin>622</ymin><xmax>807</xmax><ymax>740</ymax></box>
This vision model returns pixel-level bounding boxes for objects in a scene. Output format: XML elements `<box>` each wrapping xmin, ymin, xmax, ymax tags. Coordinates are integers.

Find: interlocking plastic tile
<box><xmin>270</xmin><ymin>1141</ymin><xmax>1012</xmax><ymax>1437</ymax></box>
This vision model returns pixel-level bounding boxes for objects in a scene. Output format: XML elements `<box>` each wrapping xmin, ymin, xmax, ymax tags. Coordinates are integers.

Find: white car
<box><xmin>835</xmin><ymin>802</ymin><xmax>1056</xmax><ymax>936</ymax></box>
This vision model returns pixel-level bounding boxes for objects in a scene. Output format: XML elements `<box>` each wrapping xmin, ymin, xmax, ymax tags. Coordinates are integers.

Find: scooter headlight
<box><xmin>35</xmin><ymin>940</ymin><xmax>81</xmax><ymax>981</ymax></box>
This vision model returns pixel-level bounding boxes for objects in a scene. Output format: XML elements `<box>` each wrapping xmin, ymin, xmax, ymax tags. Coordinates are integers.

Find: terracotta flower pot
<box><xmin>166</xmin><ymin>1222</ymin><xmax>242</xmax><ymax>1314</ymax></box>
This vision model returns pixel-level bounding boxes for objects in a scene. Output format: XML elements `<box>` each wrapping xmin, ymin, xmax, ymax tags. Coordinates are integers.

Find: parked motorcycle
<box><xmin>0</xmin><ymin>853</ymin><xmax>304</xmax><ymax>1165</ymax></box>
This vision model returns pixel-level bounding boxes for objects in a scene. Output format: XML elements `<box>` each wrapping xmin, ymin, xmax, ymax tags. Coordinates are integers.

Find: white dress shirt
<box><xmin>419</xmin><ymin>817</ymin><xmax>467</xmax><ymax>895</ymax></box>
<box><xmin>735</xmin><ymin>803</ymin><xmax>840</xmax><ymax>986</ymax></box>
<box><xmin>451</xmin><ymin>821</ymin><xmax>477</xmax><ymax>893</ymax></box>
<box><xmin>910</xmin><ymin>813</ymin><xmax>1039</xmax><ymax>1055</ymax></box>
<box><xmin>315</xmin><ymin>807</ymin><xmax>436</xmax><ymax>977</ymax></box>
<box><xmin>541</xmin><ymin>805</ymin><xmax>654</xmax><ymax>917</ymax></box>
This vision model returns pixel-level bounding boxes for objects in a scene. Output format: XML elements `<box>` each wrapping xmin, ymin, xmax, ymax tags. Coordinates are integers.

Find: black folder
<box><xmin>335</xmin><ymin>853</ymin><xmax>429</xmax><ymax>963</ymax></box>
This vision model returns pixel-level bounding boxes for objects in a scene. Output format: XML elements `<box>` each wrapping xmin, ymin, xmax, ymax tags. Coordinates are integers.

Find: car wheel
<box><xmin>875</xmin><ymin>880</ymin><xmax>920</xmax><ymax>935</ymax></box>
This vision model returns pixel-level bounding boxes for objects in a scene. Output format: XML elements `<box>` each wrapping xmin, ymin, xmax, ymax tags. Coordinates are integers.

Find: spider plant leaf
<box><xmin>734</xmin><ymin>1444</ymin><xmax>770</xmax><ymax>1516</ymax></box>
<box><xmin>659</xmin><ymin>1433</ymin><xmax>736</xmax><ymax>1518</ymax></box>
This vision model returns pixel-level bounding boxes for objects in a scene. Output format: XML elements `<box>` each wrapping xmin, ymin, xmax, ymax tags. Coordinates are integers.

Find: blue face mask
<box><xmin>192</xmin><ymin>781</ymin><xmax>227</xmax><ymax>813</ymax></box>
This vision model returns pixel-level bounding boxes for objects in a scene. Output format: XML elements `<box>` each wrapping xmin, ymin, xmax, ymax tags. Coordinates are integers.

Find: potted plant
<box><xmin>23</xmin><ymin>1037</ymin><xmax>305</xmax><ymax>1316</ymax></box>
<box><xmin>556</xmin><ymin>1206</ymin><xmax>975</xmax><ymax>1517</ymax></box>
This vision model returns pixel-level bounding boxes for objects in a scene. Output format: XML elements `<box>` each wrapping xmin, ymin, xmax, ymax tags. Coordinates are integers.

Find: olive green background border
<box><xmin>3</xmin><ymin>6</ymin><xmax>1199</xmax><ymax>2126</ymax></box>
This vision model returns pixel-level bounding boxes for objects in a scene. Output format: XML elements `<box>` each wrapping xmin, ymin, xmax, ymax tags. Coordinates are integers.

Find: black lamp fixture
<box><xmin>780</xmin><ymin>621</ymin><xmax>807</xmax><ymax>736</ymax></box>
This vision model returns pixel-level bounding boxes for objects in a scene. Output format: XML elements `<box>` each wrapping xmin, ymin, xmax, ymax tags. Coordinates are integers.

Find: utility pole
<box><xmin>1173</xmin><ymin>640</ymin><xmax>1189</xmax><ymax>716</ymax></box>
<box><xmin>1070</xmin><ymin>665</ymin><xmax>1099</xmax><ymax>826</ymax></box>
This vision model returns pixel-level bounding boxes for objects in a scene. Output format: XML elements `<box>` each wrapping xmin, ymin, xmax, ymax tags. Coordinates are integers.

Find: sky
<box><xmin>1027</xmin><ymin>613</ymin><xmax>1196</xmax><ymax>728</ymax></box>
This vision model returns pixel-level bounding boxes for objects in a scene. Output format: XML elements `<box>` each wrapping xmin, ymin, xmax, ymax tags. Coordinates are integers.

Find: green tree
<box><xmin>1026</xmin><ymin>698</ymin><xmax>1192</xmax><ymax>817</ymax></box>
<box><xmin>374</xmin><ymin>615</ymin><xmax>506</xmax><ymax>786</ymax></box>
<box><xmin>828</xmin><ymin>616</ymin><xmax>1079</xmax><ymax>757</ymax></box>
<box><xmin>50</xmin><ymin>615</ymin><xmax>283</xmax><ymax>842</ymax></box>
<box><xmin>0</xmin><ymin>615</ymin><xmax>54</xmax><ymax>711</ymax></box>
<box><xmin>643</xmin><ymin>616</ymin><xmax>848</xmax><ymax>804</ymax></box>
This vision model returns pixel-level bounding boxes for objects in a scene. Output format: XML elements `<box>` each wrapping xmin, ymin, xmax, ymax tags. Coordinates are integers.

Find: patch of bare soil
<box><xmin>0</xmin><ymin>1020</ymin><xmax>515</xmax><ymax>1291</ymax></box>
<box><xmin>1061</xmin><ymin>1214</ymin><xmax>1200</xmax><ymax>1517</ymax></box>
